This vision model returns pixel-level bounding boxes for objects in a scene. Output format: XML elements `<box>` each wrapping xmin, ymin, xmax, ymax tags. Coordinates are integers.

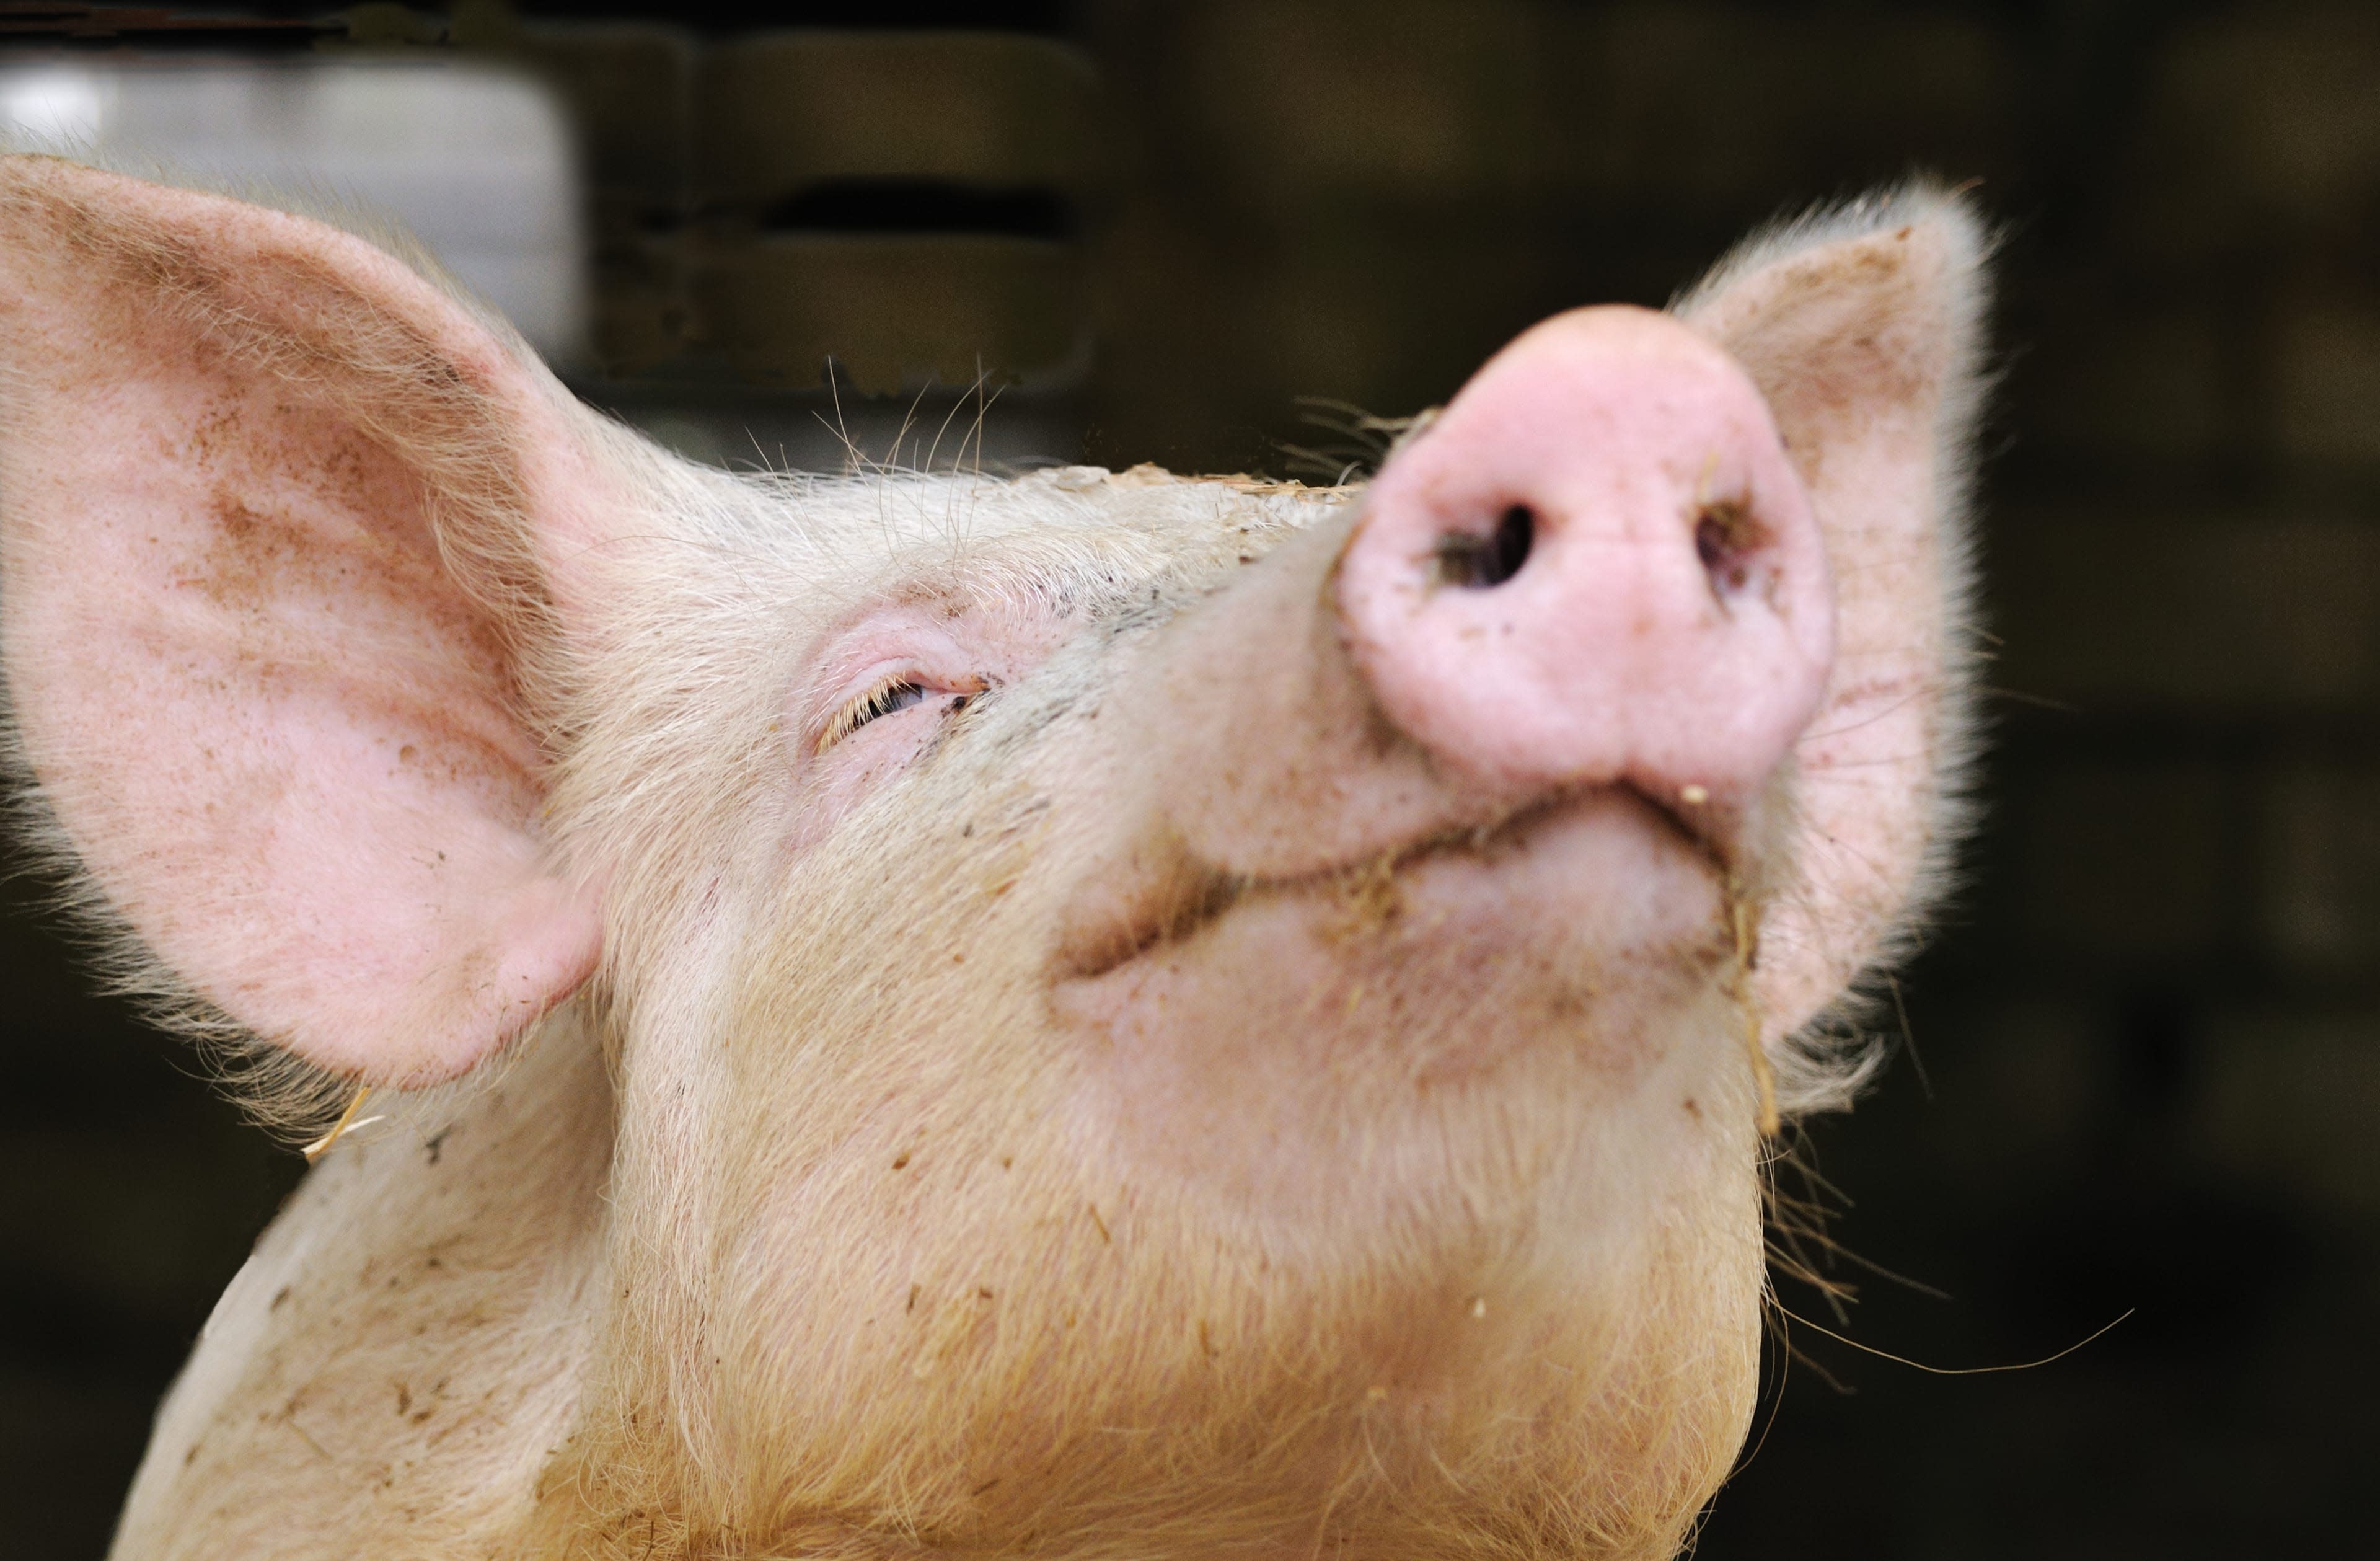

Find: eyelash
<box><xmin>817</xmin><ymin>676</ymin><xmax>932</xmax><ymax>753</ymax></box>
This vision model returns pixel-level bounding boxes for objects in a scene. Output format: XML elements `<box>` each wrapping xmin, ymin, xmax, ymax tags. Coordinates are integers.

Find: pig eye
<box><xmin>816</xmin><ymin>676</ymin><xmax>931</xmax><ymax>753</ymax></box>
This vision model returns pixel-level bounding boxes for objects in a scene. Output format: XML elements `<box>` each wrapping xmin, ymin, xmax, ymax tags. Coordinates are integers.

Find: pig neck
<box><xmin>108</xmin><ymin>1009</ymin><xmax>614</xmax><ymax>1561</ymax></box>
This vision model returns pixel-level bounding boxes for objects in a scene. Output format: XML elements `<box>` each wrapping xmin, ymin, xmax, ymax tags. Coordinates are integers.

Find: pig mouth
<box><xmin>1050</xmin><ymin>779</ymin><xmax>1731</xmax><ymax>989</ymax></box>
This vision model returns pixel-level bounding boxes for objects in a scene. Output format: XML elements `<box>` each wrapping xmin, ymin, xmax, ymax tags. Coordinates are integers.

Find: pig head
<box><xmin>0</xmin><ymin>157</ymin><xmax>1987</xmax><ymax>1560</ymax></box>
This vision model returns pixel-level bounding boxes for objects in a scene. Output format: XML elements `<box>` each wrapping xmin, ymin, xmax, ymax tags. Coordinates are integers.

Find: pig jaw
<box><xmin>575</xmin><ymin>810</ymin><xmax>1765</xmax><ymax>1560</ymax></box>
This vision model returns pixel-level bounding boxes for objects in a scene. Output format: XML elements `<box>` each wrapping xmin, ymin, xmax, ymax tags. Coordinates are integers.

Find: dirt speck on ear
<box><xmin>196</xmin><ymin>490</ymin><xmax>305</xmax><ymax>613</ymax></box>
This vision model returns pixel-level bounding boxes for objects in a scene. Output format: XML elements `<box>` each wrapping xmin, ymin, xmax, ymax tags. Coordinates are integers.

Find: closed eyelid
<box><xmin>791</xmin><ymin>596</ymin><xmax>1062</xmax><ymax>772</ymax></box>
<box><xmin>814</xmin><ymin>669</ymin><xmax>986</xmax><ymax>753</ymax></box>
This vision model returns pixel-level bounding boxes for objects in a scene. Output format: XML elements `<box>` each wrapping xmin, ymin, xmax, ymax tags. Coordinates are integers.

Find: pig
<box><xmin>0</xmin><ymin>154</ymin><xmax>1986</xmax><ymax>1560</ymax></box>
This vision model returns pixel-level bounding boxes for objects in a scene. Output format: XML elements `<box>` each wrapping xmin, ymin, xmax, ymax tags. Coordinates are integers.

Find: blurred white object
<box><xmin>0</xmin><ymin>61</ymin><xmax>587</xmax><ymax>367</ymax></box>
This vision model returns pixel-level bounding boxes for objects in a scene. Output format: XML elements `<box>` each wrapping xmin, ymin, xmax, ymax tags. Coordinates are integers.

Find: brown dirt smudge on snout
<box><xmin>1056</xmin><ymin>789</ymin><xmax>1708</xmax><ymax>988</ymax></box>
<box><xmin>1051</xmin><ymin>825</ymin><xmax>1248</xmax><ymax>983</ymax></box>
<box><xmin>1721</xmin><ymin>882</ymin><xmax>1780</xmax><ymax>1137</ymax></box>
<box><xmin>1319</xmin><ymin>850</ymin><xmax>1404</xmax><ymax>944</ymax></box>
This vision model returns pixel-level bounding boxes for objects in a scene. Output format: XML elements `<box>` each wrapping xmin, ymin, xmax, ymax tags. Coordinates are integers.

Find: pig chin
<box><xmin>1049</xmin><ymin>780</ymin><xmax>1749</xmax><ymax>1219</ymax></box>
<box><xmin>684</xmin><ymin>768</ymin><xmax>1763</xmax><ymax>1561</ymax></box>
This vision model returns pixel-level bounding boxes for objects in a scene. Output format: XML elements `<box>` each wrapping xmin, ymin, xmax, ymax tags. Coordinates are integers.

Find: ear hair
<box><xmin>0</xmin><ymin>136</ymin><xmax>585</xmax><ymax>722</ymax></box>
<box><xmin>1</xmin><ymin>712</ymin><xmax>596</xmax><ymax>1146</ymax></box>
<box><xmin>0</xmin><ymin>714</ymin><xmax>353</xmax><ymax>1138</ymax></box>
<box><xmin>0</xmin><ymin>151</ymin><xmax>548</xmax><ymax>1139</ymax></box>
<box><xmin>0</xmin><ymin>128</ymin><xmax>513</xmax><ymax>356</ymax></box>
<box><xmin>0</xmin><ymin>151</ymin><xmax>355</xmax><ymax>1135</ymax></box>
<box><xmin>1674</xmin><ymin>180</ymin><xmax>1998</xmax><ymax>1119</ymax></box>
<box><xmin>0</xmin><ymin>156</ymin><xmax>614</xmax><ymax>1115</ymax></box>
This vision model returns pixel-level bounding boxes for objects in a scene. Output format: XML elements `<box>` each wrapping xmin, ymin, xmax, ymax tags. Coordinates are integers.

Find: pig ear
<box><xmin>1671</xmin><ymin>185</ymin><xmax>1992</xmax><ymax>1092</ymax></box>
<box><xmin>0</xmin><ymin>157</ymin><xmax>620</xmax><ymax>1092</ymax></box>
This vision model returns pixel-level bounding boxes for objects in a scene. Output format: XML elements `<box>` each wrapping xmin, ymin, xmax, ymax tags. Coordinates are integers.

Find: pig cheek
<box><xmin>691</xmin><ymin>827</ymin><xmax>1088</xmax><ymax>1433</ymax></box>
<box><xmin>779</xmin><ymin>727</ymin><xmax>940</xmax><ymax>856</ymax></box>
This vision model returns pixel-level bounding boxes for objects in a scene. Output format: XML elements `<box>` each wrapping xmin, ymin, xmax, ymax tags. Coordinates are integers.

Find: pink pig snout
<box><xmin>1338</xmin><ymin>305</ymin><xmax>1835</xmax><ymax>813</ymax></box>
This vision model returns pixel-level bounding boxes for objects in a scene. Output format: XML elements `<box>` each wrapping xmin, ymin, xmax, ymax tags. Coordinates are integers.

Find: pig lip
<box><xmin>1050</xmin><ymin>780</ymin><xmax>1730</xmax><ymax>988</ymax></box>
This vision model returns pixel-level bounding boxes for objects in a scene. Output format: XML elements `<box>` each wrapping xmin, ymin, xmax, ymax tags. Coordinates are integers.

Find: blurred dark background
<box><xmin>5</xmin><ymin>0</ymin><xmax>2378</xmax><ymax>1554</ymax></box>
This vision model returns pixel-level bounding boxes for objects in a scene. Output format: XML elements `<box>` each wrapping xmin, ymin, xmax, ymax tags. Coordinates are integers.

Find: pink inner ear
<box><xmin>0</xmin><ymin>169</ymin><xmax>602</xmax><ymax>1085</ymax></box>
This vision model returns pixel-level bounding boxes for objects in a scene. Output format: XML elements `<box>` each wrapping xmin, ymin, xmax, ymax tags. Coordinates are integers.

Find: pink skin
<box><xmin>1341</xmin><ymin>305</ymin><xmax>1835</xmax><ymax>823</ymax></box>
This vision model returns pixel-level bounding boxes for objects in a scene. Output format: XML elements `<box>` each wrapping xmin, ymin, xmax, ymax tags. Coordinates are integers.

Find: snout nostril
<box><xmin>1694</xmin><ymin>500</ymin><xmax>1760</xmax><ymax>598</ymax></box>
<box><xmin>1434</xmin><ymin>504</ymin><xmax>1536</xmax><ymax>590</ymax></box>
